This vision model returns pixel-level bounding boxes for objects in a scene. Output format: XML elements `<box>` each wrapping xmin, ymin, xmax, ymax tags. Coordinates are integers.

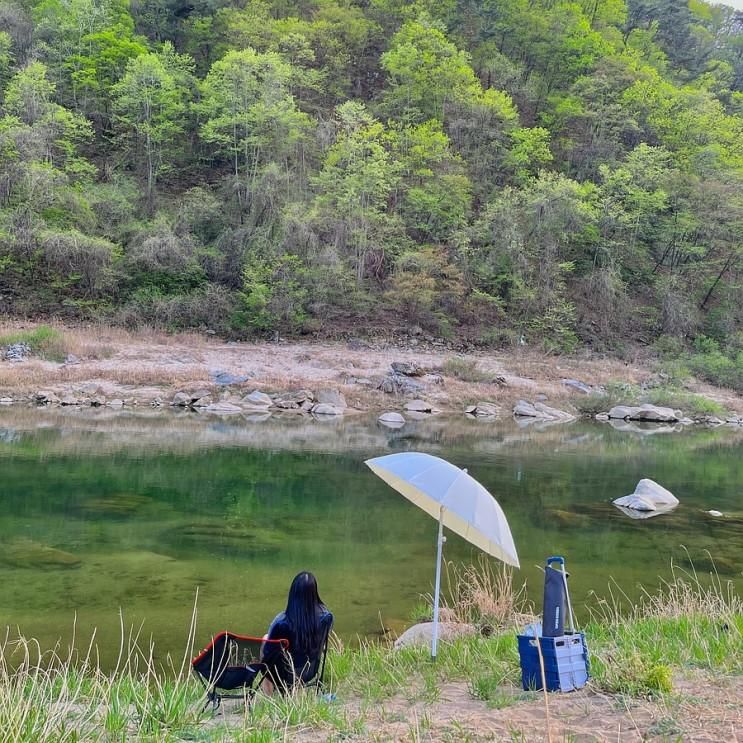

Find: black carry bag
<box><xmin>542</xmin><ymin>556</ymin><xmax>574</xmax><ymax>637</ymax></box>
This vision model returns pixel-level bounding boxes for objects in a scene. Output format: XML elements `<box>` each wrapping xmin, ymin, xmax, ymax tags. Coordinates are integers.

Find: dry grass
<box><xmin>0</xmin><ymin>363</ymin><xmax>210</xmax><ymax>391</ymax></box>
<box><xmin>443</xmin><ymin>558</ymin><xmax>534</xmax><ymax>631</ymax></box>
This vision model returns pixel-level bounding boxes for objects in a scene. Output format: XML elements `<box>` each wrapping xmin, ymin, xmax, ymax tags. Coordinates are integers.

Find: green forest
<box><xmin>0</xmin><ymin>0</ymin><xmax>742</xmax><ymax>358</ymax></box>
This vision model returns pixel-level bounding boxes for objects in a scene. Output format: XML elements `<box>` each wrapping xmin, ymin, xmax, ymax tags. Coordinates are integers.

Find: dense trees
<box><xmin>0</xmin><ymin>0</ymin><xmax>742</xmax><ymax>359</ymax></box>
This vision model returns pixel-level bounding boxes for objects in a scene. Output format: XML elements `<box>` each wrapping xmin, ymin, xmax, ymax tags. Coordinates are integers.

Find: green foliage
<box><xmin>0</xmin><ymin>0</ymin><xmax>742</xmax><ymax>357</ymax></box>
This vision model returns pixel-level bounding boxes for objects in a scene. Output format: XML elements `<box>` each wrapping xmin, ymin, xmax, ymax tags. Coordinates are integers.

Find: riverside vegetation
<box><xmin>0</xmin><ymin>0</ymin><xmax>742</xmax><ymax>382</ymax></box>
<box><xmin>1</xmin><ymin>564</ymin><xmax>741</xmax><ymax>741</ymax></box>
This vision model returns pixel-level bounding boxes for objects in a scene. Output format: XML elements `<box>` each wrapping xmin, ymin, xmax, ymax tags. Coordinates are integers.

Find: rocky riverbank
<box><xmin>1</xmin><ymin>322</ymin><xmax>742</xmax><ymax>428</ymax></box>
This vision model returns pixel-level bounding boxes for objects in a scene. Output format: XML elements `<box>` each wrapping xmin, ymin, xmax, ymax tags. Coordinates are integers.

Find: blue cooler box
<box><xmin>517</xmin><ymin>633</ymin><xmax>589</xmax><ymax>692</ymax></box>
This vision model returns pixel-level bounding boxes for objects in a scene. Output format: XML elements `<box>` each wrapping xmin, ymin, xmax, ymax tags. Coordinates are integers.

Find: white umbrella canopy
<box><xmin>365</xmin><ymin>452</ymin><xmax>519</xmax><ymax>657</ymax></box>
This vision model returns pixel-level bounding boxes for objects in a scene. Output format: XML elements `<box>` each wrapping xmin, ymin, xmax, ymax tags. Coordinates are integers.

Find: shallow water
<box><xmin>0</xmin><ymin>407</ymin><xmax>741</xmax><ymax>669</ymax></box>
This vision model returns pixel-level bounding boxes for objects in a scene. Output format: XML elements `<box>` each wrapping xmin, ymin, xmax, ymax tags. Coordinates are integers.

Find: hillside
<box><xmin>0</xmin><ymin>0</ymin><xmax>742</xmax><ymax>370</ymax></box>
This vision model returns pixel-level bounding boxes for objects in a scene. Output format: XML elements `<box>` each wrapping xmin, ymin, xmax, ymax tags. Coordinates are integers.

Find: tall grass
<box><xmin>0</xmin><ymin>566</ymin><xmax>740</xmax><ymax>740</ymax></box>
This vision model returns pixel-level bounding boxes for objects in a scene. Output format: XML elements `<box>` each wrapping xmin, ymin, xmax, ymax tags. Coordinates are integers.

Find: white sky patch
<box><xmin>712</xmin><ymin>0</ymin><xmax>743</xmax><ymax>9</ymax></box>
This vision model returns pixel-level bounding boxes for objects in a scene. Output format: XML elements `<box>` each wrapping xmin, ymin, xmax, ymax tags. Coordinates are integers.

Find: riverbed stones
<box><xmin>273</xmin><ymin>390</ymin><xmax>314</xmax><ymax>409</ymax></box>
<box><xmin>315</xmin><ymin>388</ymin><xmax>347</xmax><ymax>409</ymax></box>
<box><xmin>607</xmin><ymin>404</ymin><xmax>679</xmax><ymax>422</ymax></box>
<box><xmin>107</xmin><ymin>398</ymin><xmax>124</xmax><ymax>407</ymax></box>
<box><xmin>513</xmin><ymin>400</ymin><xmax>574</xmax><ymax>421</ymax></box>
<box><xmin>34</xmin><ymin>390</ymin><xmax>59</xmax><ymax>404</ymax></box>
<box><xmin>60</xmin><ymin>395</ymin><xmax>81</xmax><ymax>406</ymax></box>
<box><xmin>613</xmin><ymin>478</ymin><xmax>679</xmax><ymax>511</ymax></box>
<box><xmin>3</xmin><ymin>342</ymin><xmax>31</xmax><ymax>362</ymax></box>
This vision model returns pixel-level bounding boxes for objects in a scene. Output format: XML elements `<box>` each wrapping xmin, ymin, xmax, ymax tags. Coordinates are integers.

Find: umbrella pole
<box><xmin>432</xmin><ymin>508</ymin><xmax>445</xmax><ymax>660</ymax></box>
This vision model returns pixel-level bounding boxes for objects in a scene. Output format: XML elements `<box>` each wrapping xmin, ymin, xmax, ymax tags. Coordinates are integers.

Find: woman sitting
<box><xmin>261</xmin><ymin>571</ymin><xmax>333</xmax><ymax>692</ymax></box>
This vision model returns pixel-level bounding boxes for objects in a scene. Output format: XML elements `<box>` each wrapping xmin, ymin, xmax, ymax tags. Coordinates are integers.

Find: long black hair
<box><xmin>285</xmin><ymin>571</ymin><xmax>327</xmax><ymax>654</ymax></box>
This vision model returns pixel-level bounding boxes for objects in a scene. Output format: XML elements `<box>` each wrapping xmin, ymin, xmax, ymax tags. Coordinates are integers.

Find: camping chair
<box><xmin>191</xmin><ymin>631</ymin><xmax>289</xmax><ymax>711</ymax></box>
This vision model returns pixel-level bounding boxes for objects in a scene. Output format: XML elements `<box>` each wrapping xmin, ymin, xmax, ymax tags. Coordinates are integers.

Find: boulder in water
<box><xmin>378</xmin><ymin>411</ymin><xmax>405</xmax><ymax>428</ymax></box>
<box><xmin>613</xmin><ymin>478</ymin><xmax>679</xmax><ymax>512</ymax></box>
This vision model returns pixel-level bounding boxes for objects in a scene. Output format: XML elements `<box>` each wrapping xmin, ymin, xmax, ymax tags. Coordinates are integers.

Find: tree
<box><xmin>313</xmin><ymin>101</ymin><xmax>403</xmax><ymax>285</ymax></box>
<box><xmin>199</xmin><ymin>48</ymin><xmax>309</xmax><ymax>217</ymax></box>
<box><xmin>112</xmin><ymin>51</ymin><xmax>186</xmax><ymax>212</ymax></box>
<box><xmin>380</xmin><ymin>19</ymin><xmax>481</xmax><ymax>122</ymax></box>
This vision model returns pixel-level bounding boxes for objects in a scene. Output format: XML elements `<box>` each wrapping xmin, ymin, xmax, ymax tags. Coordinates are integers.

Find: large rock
<box><xmin>394</xmin><ymin>621</ymin><xmax>477</xmax><ymax>649</ymax></box>
<box><xmin>613</xmin><ymin>478</ymin><xmax>679</xmax><ymax>511</ymax></box>
<box><xmin>608</xmin><ymin>404</ymin><xmax>679</xmax><ymax>422</ymax></box>
<box><xmin>315</xmin><ymin>389</ymin><xmax>347</xmax><ymax>409</ymax></box>
<box><xmin>404</xmin><ymin>399</ymin><xmax>437</xmax><ymax>413</ymax></box>
<box><xmin>242</xmin><ymin>390</ymin><xmax>273</xmax><ymax>409</ymax></box>
<box><xmin>561</xmin><ymin>378</ymin><xmax>593</xmax><ymax>395</ymax></box>
<box><xmin>377</xmin><ymin>373</ymin><xmax>424</xmax><ymax>395</ymax></box>
<box><xmin>465</xmin><ymin>402</ymin><xmax>499</xmax><ymax>418</ymax></box>
<box><xmin>391</xmin><ymin>361</ymin><xmax>424</xmax><ymax>377</ymax></box>
<box><xmin>378</xmin><ymin>411</ymin><xmax>406</xmax><ymax>428</ymax></box>
<box><xmin>172</xmin><ymin>391</ymin><xmax>192</xmax><ymax>407</ymax></box>
<box><xmin>204</xmin><ymin>401</ymin><xmax>243</xmax><ymax>414</ymax></box>
<box><xmin>513</xmin><ymin>400</ymin><xmax>574</xmax><ymax>421</ymax></box>
<box><xmin>273</xmin><ymin>390</ymin><xmax>314</xmax><ymax>409</ymax></box>
<box><xmin>209</xmin><ymin>369</ymin><xmax>253</xmax><ymax>386</ymax></box>
<box><xmin>311</xmin><ymin>403</ymin><xmax>344</xmax><ymax>416</ymax></box>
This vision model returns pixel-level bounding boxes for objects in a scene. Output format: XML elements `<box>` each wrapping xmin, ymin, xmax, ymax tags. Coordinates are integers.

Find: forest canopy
<box><xmin>0</xmin><ymin>0</ymin><xmax>742</xmax><ymax>358</ymax></box>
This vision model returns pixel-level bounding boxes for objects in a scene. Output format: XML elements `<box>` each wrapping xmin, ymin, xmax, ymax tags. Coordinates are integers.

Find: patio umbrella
<box><xmin>365</xmin><ymin>452</ymin><xmax>519</xmax><ymax>658</ymax></box>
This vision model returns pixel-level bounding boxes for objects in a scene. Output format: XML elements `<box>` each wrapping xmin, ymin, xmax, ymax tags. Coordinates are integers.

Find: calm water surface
<box><xmin>0</xmin><ymin>407</ymin><xmax>741</xmax><ymax>668</ymax></box>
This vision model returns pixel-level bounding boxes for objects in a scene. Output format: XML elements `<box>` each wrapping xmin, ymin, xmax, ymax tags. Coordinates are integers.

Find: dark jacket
<box><xmin>262</xmin><ymin>609</ymin><xmax>333</xmax><ymax>687</ymax></box>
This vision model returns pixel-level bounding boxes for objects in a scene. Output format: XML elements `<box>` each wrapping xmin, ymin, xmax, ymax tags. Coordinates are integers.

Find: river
<box><xmin>0</xmin><ymin>407</ymin><xmax>741</xmax><ymax>669</ymax></box>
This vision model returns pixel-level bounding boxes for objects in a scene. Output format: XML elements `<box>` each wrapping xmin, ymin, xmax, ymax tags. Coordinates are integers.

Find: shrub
<box><xmin>441</xmin><ymin>357</ymin><xmax>491</xmax><ymax>382</ymax></box>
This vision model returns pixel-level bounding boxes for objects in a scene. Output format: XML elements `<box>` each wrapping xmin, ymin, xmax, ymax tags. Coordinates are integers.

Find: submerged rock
<box><xmin>80</xmin><ymin>494</ymin><xmax>152</xmax><ymax>516</ymax></box>
<box><xmin>0</xmin><ymin>538</ymin><xmax>81</xmax><ymax>569</ymax></box>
